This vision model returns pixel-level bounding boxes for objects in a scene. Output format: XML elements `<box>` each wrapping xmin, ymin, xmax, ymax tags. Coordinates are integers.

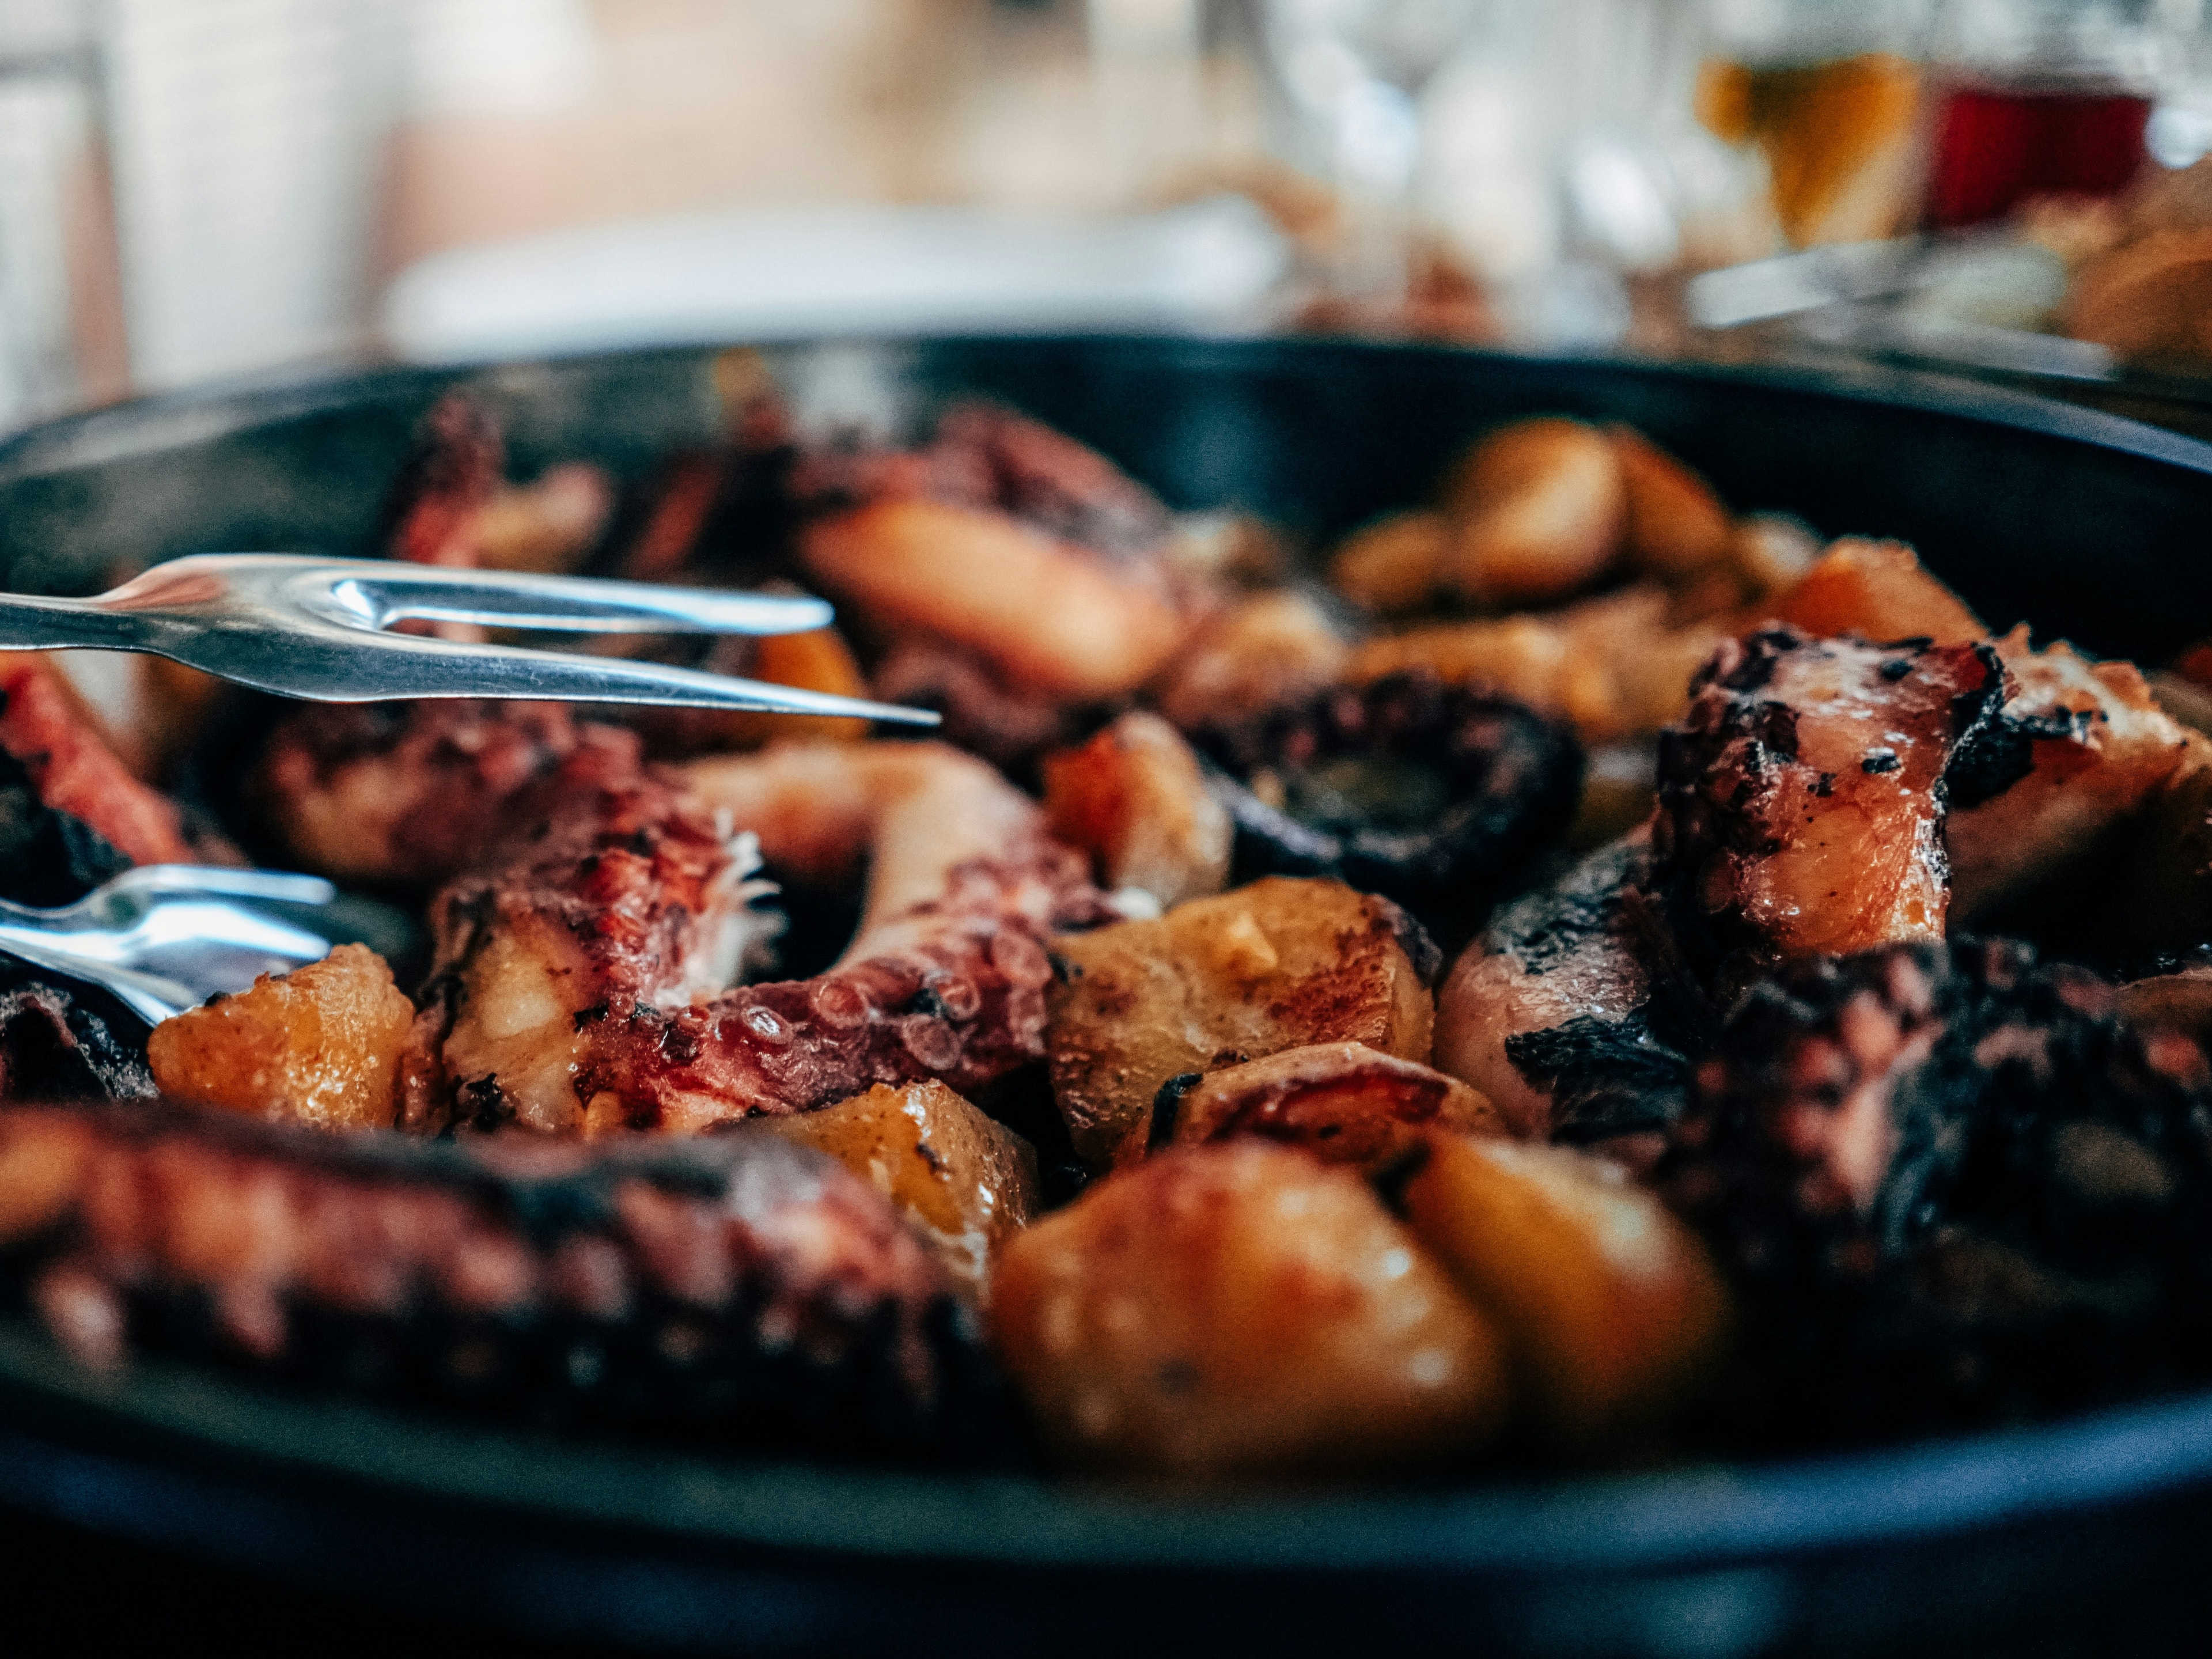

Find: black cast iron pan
<box><xmin>2</xmin><ymin>337</ymin><xmax>2211</xmax><ymax>1655</ymax></box>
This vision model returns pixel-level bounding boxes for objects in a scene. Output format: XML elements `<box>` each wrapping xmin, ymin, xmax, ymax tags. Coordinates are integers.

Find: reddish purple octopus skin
<box><xmin>0</xmin><ymin>1099</ymin><xmax>1012</xmax><ymax>1457</ymax></box>
<box><xmin>259</xmin><ymin>700</ymin><xmax>1127</xmax><ymax>1137</ymax></box>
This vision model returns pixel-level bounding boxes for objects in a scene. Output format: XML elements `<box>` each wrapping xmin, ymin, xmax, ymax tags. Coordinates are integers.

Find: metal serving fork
<box><xmin>0</xmin><ymin>554</ymin><xmax>937</xmax><ymax>725</ymax></box>
<box><xmin>0</xmin><ymin>865</ymin><xmax>381</xmax><ymax>1025</ymax></box>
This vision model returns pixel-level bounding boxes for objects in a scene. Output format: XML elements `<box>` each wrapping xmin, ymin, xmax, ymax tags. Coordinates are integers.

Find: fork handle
<box><xmin>0</xmin><ymin>593</ymin><xmax>144</xmax><ymax>652</ymax></box>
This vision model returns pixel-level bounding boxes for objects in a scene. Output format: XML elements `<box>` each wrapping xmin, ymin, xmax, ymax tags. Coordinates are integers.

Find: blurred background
<box><xmin>6</xmin><ymin>0</ymin><xmax>2212</xmax><ymax>434</ymax></box>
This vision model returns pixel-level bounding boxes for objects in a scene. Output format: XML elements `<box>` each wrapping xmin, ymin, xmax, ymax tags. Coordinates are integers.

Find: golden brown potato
<box><xmin>1766</xmin><ymin>537</ymin><xmax>1986</xmax><ymax>646</ymax></box>
<box><xmin>1047</xmin><ymin>878</ymin><xmax>1437</xmax><ymax>1168</ymax></box>
<box><xmin>1348</xmin><ymin>584</ymin><xmax>1728</xmax><ymax>744</ymax></box>
<box><xmin>1442</xmin><ymin>418</ymin><xmax>1624</xmax><ymax>607</ymax></box>
<box><xmin>1156</xmin><ymin>1040</ymin><xmax>1501</xmax><ymax>1171</ymax></box>
<box><xmin>989</xmin><ymin>1141</ymin><xmax>1510</xmax><ymax>1479</ymax></box>
<box><xmin>1041</xmin><ymin>711</ymin><xmax>1231</xmax><ymax>909</ymax></box>
<box><xmin>147</xmin><ymin>944</ymin><xmax>414</xmax><ymax>1131</ymax></box>
<box><xmin>756</xmin><ymin>1080</ymin><xmax>1038</xmax><ymax>1294</ymax></box>
<box><xmin>1151</xmin><ymin>588</ymin><xmax>1349</xmax><ymax>733</ymax></box>
<box><xmin>1609</xmin><ymin>427</ymin><xmax>1732</xmax><ymax>580</ymax></box>
<box><xmin>802</xmin><ymin>499</ymin><xmax>1184</xmax><ymax>699</ymax></box>
<box><xmin>1399</xmin><ymin>1134</ymin><xmax>1729</xmax><ymax>1447</ymax></box>
<box><xmin>1327</xmin><ymin>509</ymin><xmax>1450</xmax><ymax>613</ymax></box>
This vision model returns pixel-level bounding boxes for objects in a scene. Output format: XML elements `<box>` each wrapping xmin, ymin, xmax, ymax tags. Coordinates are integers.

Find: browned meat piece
<box><xmin>0</xmin><ymin>970</ymin><xmax>156</xmax><ymax>1103</ymax></box>
<box><xmin>1948</xmin><ymin>631</ymin><xmax>2196</xmax><ymax>923</ymax></box>
<box><xmin>0</xmin><ymin>1099</ymin><xmax>1007</xmax><ymax>1459</ymax></box>
<box><xmin>1662</xmin><ymin>938</ymin><xmax>2212</xmax><ymax>1449</ymax></box>
<box><xmin>0</xmin><ymin>655</ymin><xmax>207</xmax><ymax>903</ymax></box>
<box><xmin>255</xmin><ymin>700</ymin><xmax>589</xmax><ymax>885</ymax></box>
<box><xmin>1654</xmin><ymin>627</ymin><xmax>2006</xmax><ymax>987</ymax></box>
<box><xmin>381</xmin><ymin>393</ymin><xmax>504</xmax><ymax>567</ymax></box>
<box><xmin>1434</xmin><ymin>836</ymin><xmax>1693</xmax><ymax>1161</ymax></box>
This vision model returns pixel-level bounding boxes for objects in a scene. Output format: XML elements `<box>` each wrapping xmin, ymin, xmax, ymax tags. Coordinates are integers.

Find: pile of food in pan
<box><xmin>7</xmin><ymin>365</ymin><xmax>2212</xmax><ymax>1484</ymax></box>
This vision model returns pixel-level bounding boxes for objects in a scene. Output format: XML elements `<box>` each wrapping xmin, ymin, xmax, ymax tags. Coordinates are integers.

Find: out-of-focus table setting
<box><xmin>9</xmin><ymin>0</ymin><xmax>2212</xmax><ymax>438</ymax></box>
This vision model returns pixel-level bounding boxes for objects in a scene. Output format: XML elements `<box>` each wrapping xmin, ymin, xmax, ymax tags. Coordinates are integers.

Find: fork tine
<box><xmin>318</xmin><ymin>564</ymin><xmax>836</xmax><ymax>635</ymax></box>
<box><xmin>255</xmin><ymin>627</ymin><xmax>941</xmax><ymax>725</ymax></box>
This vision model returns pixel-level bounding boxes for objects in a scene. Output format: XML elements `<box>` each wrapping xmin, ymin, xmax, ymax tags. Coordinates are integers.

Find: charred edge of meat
<box><xmin>0</xmin><ymin>747</ymin><xmax>132</xmax><ymax>907</ymax></box>
<box><xmin>1652</xmin><ymin>630</ymin><xmax>2006</xmax><ymax>987</ymax></box>
<box><xmin>1504</xmin><ymin>1013</ymin><xmax>1689</xmax><ymax>1143</ymax></box>
<box><xmin>0</xmin><ymin>1101</ymin><xmax>1021</xmax><ymax>1464</ymax></box>
<box><xmin>1199</xmin><ymin>673</ymin><xmax>1584</xmax><ymax>939</ymax></box>
<box><xmin>1662</xmin><ymin>937</ymin><xmax>2212</xmax><ymax>1449</ymax></box>
<box><xmin>0</xmin><ymin>972</ymin><xmax>155</xmax><ymax>1102</ymax></box>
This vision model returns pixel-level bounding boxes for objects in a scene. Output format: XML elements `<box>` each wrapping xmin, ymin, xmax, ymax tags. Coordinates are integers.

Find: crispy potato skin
<box><xmin>1442</xmin><ymin>419</ymin><xmax>1624</xmax><ymax>607</ymax></box>
<box><xmin>988</xmin><ymin>1141</ymin><xmax>1509</xmax><ymax>1479</ymax></box>
<box><xmin>1161</xmin><ymin>1040</ymin><xmax>1501</xmax><ymax>1171</ymax></box>
<box><xmin>754</xmin><ymin>1080</ymin><xmax>1038</xmax><ymax>1296</ymax></box>
<box><xmin>147</xmin><ymin>945</ymin><xmax>415</xmax><ymax>1131</ymax></box>
<box><xmin>1046</xmin><ymin>878</ymin><xmax>1437</xmax><ymax>1168</ymax></box>
<box><xmin>1767</xmin><ymin>538</ymin><xmax>1986</xmax><ymax>646</ymax></box>
<box><xmin>1399</xmin><ymin>1134</ymin><xmax>1729</xmax><ymax>1446</ymax></box>
<box><xmin>1609</xmin><ymin>427</ymin><xmax>1732</xmax><ymax>581</ymax></box>
<box><xmin>802</xmin><ymin>499</ymin><xmax>1184</xmax><ymax>699</ymax></box>
<box><xmin>1041</xmin><ymin>712</ymin><xmax>1232</xmax><ymax>909</ymax></box>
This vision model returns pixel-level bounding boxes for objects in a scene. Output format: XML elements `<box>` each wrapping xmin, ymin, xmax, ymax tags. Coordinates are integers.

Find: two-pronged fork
<box><xmin>0</xmin><ymin>554</ymin><xmax>937</xmax><ymax>725</ymax></box>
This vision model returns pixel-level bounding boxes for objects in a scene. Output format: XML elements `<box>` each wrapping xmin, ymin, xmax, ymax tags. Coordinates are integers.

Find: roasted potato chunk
<box><xmin>990</xmin><ymin>1141</ymin><xmax>1510</xmax><ymax>1479</ymax></box>
<box><xmin>756</xmin><ymin>1080</ymin><xmax>1039</xmax><ymax>1295</ymax></box>
<box><xmin>1047</xmin><ymin>877</ymin><xmax>1437</xmax><ymax>1168</ymax></box>
<box><xmin>1152</xmin><ymin>588</ymin><xmax>1349</xmax><ymax>733</ymax></box>
<box><xmin>1041</xmin><ymin>711</ymin><xmax>1231</xmax><ymax>909</ymax></box>
<box><xmin>1767</xmin><ymin>538</ymin><xmax>1986</xmax><ymax>646</ymax></box>
<box><xmin>1327</xmin><ymin>509</ymin><xmax>1450</xmax><ymax>613</ymax></box>
<box><xmin>1609</xmin><ymin>427</ymin><xmax>1731</xmax><ymax>581</ymax></box>
<box><xmin>1155</xmin><ymin>1040</ymin><xmax>1501</xmax><ymax>1171</ymax></box>
<box><xmin>1399</xmin><ymin>1134</ymin><xmax>1729</xmax><ymax>1447</ymax></box>
<box><xmin>147</xmin><ymin>944</ymin><xmax>414</xmax><ymax>1131</ymax></box>
<box><xmin>1442</xmin><ymin>418</ymin><xmax>1624</xmax><ymax>606</ymax></box>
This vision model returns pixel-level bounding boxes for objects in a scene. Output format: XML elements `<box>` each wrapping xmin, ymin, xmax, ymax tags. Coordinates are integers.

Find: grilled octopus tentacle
<box><xmin>0</xmin><ymin>1099</ymin><xmax>1009</xmax><ymax>1457</ymax></box>
<box><xmin>401</xmin><ymin>734</ymin><xmax>1113</xmax><ymax>1136</ymax></box>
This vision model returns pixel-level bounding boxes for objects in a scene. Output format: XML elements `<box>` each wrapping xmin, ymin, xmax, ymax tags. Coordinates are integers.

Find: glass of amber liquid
<box><xmin>1921</xmin><ymin>0</ymin><xmax>2168</xmax><ymax>229</ymax></box>
<box><xmin>1694</xmin><ymin>0</ymin><xmax>1934</xmax><ymax>247</ymax></box>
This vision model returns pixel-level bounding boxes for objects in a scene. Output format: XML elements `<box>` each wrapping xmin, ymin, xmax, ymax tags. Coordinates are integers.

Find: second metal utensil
<box><xmin>0</xmin><ymin>555</ymin><xmax>938</xmax><ymax>725</ymax></box>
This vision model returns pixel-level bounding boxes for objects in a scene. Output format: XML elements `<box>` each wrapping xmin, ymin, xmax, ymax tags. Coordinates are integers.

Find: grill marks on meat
<box><xmin>0</xmin><ymin>1100</ymin><xmax>1006</xmax><ymax>1458</ymax></box>
<box><xmin>406</xmin><ymin>738</ymin><xmax>1112</xmax><ymax>1135</ymax></box>
<box><xmin>1654</xmin><ymin>628</ymin><xmax>2006</xmax><ymax>988</ymax></box>
<box><xmin>1664</xmin><ymin>938</ymin><xmax>2212</xmax><ymax>1447</ymax></box>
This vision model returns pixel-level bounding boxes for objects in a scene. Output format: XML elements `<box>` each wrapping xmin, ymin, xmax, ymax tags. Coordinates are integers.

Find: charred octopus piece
<box><xmin>1434</xmin><ymin>837</ymin><xmax>1694</xmax><ymax>1157</ymax></box>
<box><xmin>1200</xmin><ymin>672</ymin><xmax>1583</xmax><ymax>936</ymax></box>
<box><xmin>0</xmin><ymin>1100</ymin><xmax>1007</xmax><ymax>1460</ymax></box>
<box><xmin>403</xmin><ymin>733</ymin><xmax>1113</xmax><ymax>1137</ymax></box>
<box><xmin>1654</xmin><ymin>627</ymin><xmax>2007</xmax><ymax>991</ymax></box>
<box><xmin>1663</xmin><ymin>938</ymin><xmax>2212</xmax><ymax>1449</ymax></box>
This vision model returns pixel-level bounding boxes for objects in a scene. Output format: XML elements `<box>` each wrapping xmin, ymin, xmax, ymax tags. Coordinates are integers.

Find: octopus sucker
<box><xmin>0</xmin><ymin>1099</ymin><xmax>1008</xmax><ymax>1457</ymax></box>
<box><xmin>403</xmin><ymin>734</ymin><xmax>1112</xmax><ymax>1136</ymax></box>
